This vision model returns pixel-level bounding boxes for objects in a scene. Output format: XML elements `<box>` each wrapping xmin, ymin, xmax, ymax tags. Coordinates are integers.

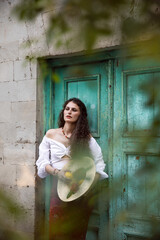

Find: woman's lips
<box><xmin>66</xmin><ymin>116</ymin><xmax>72</xmax><ymax>118</ymax></box>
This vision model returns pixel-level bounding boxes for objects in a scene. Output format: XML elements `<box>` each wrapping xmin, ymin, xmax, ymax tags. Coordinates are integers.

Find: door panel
<box><xmin>125</xmin><ymin>72</ymin><xmax>153</xmax><ymax>131</ymax></box>
<box><xmin>52</xmin><ymin>61</ymin><xmax>108</xmax><ymax>239</ymax></box>
<box><xmin>123</xmin><ymin>70</ymin><xmax>158</xmax><ymax>133</ymax></box>
<box><xmin>113</xmin><ymin>57</ymin><xmax>160</xmax><ymax>240</ymax></box>
<box><xmin>125</xmin><ymin>154</ymin><xmax>160</xmax><ymax>216</ymax></box>
<box><xmin>64</xmin><ymin>74</ymin><xmax>100</xmax><ymax>136</ymax></box>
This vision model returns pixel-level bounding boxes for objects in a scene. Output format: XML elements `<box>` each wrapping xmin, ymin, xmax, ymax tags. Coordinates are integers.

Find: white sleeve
<box><xmin>36</xmin><ymin>136</ymin><xmax>50</xmax><ymax>178</ymax></box>
<box><xmin>89</xmin><ymin>137</ymin><xmax>108</xmax><ymax>179</ymax></box>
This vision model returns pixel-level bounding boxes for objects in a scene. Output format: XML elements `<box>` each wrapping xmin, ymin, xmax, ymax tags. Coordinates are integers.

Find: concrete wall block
<box><xmin>0</xmin><ymin>20</ymin><xmax>28</xmax><ymax>44</ymax></box>
<box><xmin>0</xmin><ymin>41</ymin><xmax>19</xmax><ymax>62</ymax></box>
<box><xmin>0</xmin><ymin>184</ymin><xmax>35</xmax><ymax>208</ymax></box>
<box><xmin>20</xmin><ymin>232</ymin><xmax>34</xmax><ymax>240</ymax></box>
<box><xmin>15</xmin><ymin>80</ymin><xmax>36</xmax><ymax>102</ymax></box>
<box><xmin>0</xmin><ymin>102</ymin><xmax>11</xmax><ymax>122</ymax></box>
<box><xmin>0</xmin><ymin>0</ymin><xmax>11</xmax><ymax>22</ymax></box>
<box><xmin>0</xmin><ymin>122</ymin><xmax>16</xmax><ymax>143</ymax></box>
<box><xmin>94</xmin><ymin>17</ymin><xmax>121</xmax><ymax>49</ymax></box>
<box><xmin>42</xmin><ymin>12</ymin><xmax>71</xmax><ymax>56</ymax></box>
<box><xmin>0</xmin><ymin>1</ymin><xmax>23</xmax><ymax>30</ymax></box>
<box><xmin>0</xmin><ymin>81</ymin><xmax>12</xmax><ymax>102</ymax></box>
<box><xmin>0</xmin><ymin>205</ymin><xmax>15</xmax><ymax>229</ymax></box>
<box><xmin>8</xmin><ymin>185</ymin><xmax>35</xmax><ymax>210</ymax></box>
<box><xmin>14</xmin><ymin>60</ymin><xmax>31</xmax><ymax>81</ymax></box>
<box><xmin>0</xmin><ymin>61</ymin><xmax>13</xmax><ymax>82</ymax></box>
<box><xmin>0</xmin><ymin>185</ymin><xmax>34</xmax><ymax>237</ymax></box>
<box><xmin>18</xmin><ymin>39</ymin><xmax>33</xmax><ymax>61</ymax></box>
<box><xmin>25</xmin><ymin>232</ymin><xmax>34</xmax><ymax>240</ymax></box>
<box><xmin>3</xmin><ymin>143</ymin><xmax>36</xmax><ymax>166</ymax></box>
<box><xmin>0</xmin><ymin>121</ymin><xmax>36</xmax><ymax>145</ymax></box>
<box><xmin>12</xmin><ymin>231</ymin><xmax>34</xmax><ymax>240</ymax></box>
<box><xmin>0</xmin><ymin>80</ymin><xmax>36</xmax><ymax>102</ymax></box>
<box><xmin>26</xmin><ymin>14</ymin><xmax>46</xmax><ymax>40</ymax></box>
<box><xmin>16</xmin><ymin>165</ymin><xmax>35</xmax><ymax>187</ymax></box>
<box><xmin>0</xmin><ymin>143</ymin><xmax>3</xmax><ymax>165</ymax></box>
<box><xmin>25</xmin><ymin>15</ymin><xmax>50</xmax><ymax>56</ymax></box>
<box><xmin>0</xmin><ymin>164</ymin><xmax>17</xmax><ymax>185</ymax></box>
<box><xmin>27</xmin><ymin>36</ymin><xmax>49</xmax><ymax>57</ymax></box>
<box><xmin>11</xmin><ymin>101</ymin><xmax>36</xmax><ymax>122</ymax></box>
<box><xmin>15</xmin><ymin>208</ymin><xmax>35</xmax><ymax>234</ymax></box>
<box><xmin>15</xmin><ymin>121</ymin><xmax>36</xmax><ymax>144</ymax></box>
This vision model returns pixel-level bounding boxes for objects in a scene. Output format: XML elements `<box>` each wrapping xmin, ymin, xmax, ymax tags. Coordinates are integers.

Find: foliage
<box><xmin>12</xmin><ymin>0</ymin><xmax>160</xmax><ymax>52</ymax></box>
<box><xmin>11</xmin><ymin>0</ymin><xmax>160</xmax><ymax>239</ymax></box>
<box><xmin>0</xmin><ymin>188</ymin><xmax>29</xmax><ymax>240</ymax></box>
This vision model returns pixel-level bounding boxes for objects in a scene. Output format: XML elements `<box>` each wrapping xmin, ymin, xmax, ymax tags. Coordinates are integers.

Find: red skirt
<box><xmin>49</xmin><ymin>177</ymin><xmax>95</xmax><ymax>240</ymax></box>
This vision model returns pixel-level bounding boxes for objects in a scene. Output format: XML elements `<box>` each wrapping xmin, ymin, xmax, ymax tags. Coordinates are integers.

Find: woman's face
<box><xmin>63</xmin><ymin>101</ymin><xmax>81</xmax><ymax>123</ymax></box>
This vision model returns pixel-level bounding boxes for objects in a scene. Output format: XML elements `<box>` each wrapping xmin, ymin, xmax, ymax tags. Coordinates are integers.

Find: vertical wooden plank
<box><xmin>78</xmin><ymin>78</ymin><xmax>98</xmax><ymax>134</ymax></box>
<box><xmin>125</xmin><ymin>72</ymin><xmax>153</xmax><ymax>132</ymax></box>
<box><xmin>67</xmin><ymin>81</ymin><xmax>78</xmax><ymax>99</ymax></box>
<box><xmin>43</xmin><ymin>67</ymin><xmax>54</xmax><ymax>240</ymax></box>
<box><xmin>64</xmin><ymin>75</ymin><xmax>101</xmax><ymax>137</ymax></box>
<box><xmin>106</xmin><ymin>59</ymin><xmax>114</xmax><ymax>240</ymax></box>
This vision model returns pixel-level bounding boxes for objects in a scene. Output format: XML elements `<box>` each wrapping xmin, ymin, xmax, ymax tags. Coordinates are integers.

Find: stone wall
<box><xmin>0</xmin><ymin>0</ymin><xmax>37</xmax><ymax>239</ymax></box>
<box><xmin>0</xmin><ymin>0</ymin><xmax>122</xmax><ymax>239</ymax></box>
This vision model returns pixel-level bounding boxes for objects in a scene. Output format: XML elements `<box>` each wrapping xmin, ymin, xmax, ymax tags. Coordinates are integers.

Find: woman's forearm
<box><xmin>45</xmin><ymin>164</ymin><xmax>59</xmax><ymax>175</ymax></box>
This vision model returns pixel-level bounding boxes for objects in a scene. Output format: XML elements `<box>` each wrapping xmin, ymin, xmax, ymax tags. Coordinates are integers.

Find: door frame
<box><xmin>38</xmin><ymin>43</ymin><xmax>154</xmax><ymax>239</ymax></box>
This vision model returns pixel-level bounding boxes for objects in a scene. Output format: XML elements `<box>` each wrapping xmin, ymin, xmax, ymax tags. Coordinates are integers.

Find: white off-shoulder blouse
<box><xmin>36</xmin><ymin>136</ymin><xmax>108</xmax><ymax>179</ymax></box>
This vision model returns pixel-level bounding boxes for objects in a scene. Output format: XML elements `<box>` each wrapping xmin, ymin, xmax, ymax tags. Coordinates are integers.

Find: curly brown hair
<box><xmin>58</xmin><ymin>98</ymin><xmax>92</xmax><ymax>158</ymax></box>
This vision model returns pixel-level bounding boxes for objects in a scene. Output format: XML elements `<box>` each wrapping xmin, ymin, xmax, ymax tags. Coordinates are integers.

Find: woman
<box><xmin>36</xmin><ymin>98</ymin><xmax>108</xmax><ymax>240</ymax></box>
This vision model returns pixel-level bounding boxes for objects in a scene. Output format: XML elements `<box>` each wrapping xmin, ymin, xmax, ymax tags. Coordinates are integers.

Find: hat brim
<box><xmin>57</xmin><ymin>157</ymin><xmax>96</xmax><ymax>202</ymax></box>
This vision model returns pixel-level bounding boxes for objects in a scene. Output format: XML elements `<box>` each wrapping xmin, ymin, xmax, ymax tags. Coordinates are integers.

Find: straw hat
<box><xmin>57</xmin><ymin>157</ymin><xmax>96</xmax><ymax>202</ymax></box>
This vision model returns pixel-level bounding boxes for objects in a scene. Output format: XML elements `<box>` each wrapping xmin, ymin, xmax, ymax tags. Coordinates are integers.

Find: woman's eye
<box><xmin>73</xmin><ymin>109</ymin><xmax>77</xmax><ymax>112</ymax></box>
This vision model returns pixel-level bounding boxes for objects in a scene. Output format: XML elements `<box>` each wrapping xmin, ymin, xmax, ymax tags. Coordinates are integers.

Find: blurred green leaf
<box><xmin>11</xmin><ymin>0</ymin><xmax>160</xmax><ymax>239</ymax></box>
<box><xmin>52</xmin><ymin>73</ymin><xmax>60</xmax><ymax>83</ymax></box>
<box><xmin>0</xmin><ymin>188</ymin><xmax>29</xmax><ymax>240</ymax></box>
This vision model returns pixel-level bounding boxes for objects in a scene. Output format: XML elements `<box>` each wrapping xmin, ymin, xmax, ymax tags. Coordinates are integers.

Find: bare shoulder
<box><xmin>46</xmin><ymin>129</ymin><xmax>55</xmax><ymax>137</ymax></box>
<box><xmin>46</xmin><ymin>128</ymin><xmax>61</xmax><ymax>139</ymax></box>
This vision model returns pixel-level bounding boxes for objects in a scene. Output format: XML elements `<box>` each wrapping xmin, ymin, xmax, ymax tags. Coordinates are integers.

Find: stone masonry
<box><xmin>0</xmin><ymin>0</ymin><xmax>37</xmax><ymax>239</ymax></box>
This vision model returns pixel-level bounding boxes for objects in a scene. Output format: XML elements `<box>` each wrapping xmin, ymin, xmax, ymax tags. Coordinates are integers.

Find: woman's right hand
<box><xmin>52</xmin><ymin>168</ymin><xmax>60</xmax><ymax>175</ymax></box>
<box><xmin>45</xmin><ymin>164</ymin><xmax>60</xmax><ymax>176</ymax></box>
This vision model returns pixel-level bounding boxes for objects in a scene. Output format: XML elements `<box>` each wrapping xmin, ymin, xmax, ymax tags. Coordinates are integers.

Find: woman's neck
<box><xmin>63</xmin><ymin>122</ymin><xmax>75</xmax><ymax>135</ymax></box>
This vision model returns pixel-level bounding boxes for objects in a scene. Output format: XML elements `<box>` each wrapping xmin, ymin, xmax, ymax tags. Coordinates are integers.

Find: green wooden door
<box><xmin>112</xmin><ymin>56</ymin><xmax>160</xmax><ymax>240</ymax></box>
<box><xmin>44</xmin><ymin>59</ymin><xmax>109</xmax><ymax>240</ymax></box>
<box><xmin>43</xmin><ymin>52</ymin><xmax>160</xmax><ymax>240</ymax></box>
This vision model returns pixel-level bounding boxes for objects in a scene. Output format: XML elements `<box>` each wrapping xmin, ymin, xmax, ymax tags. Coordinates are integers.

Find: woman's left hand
<box><xmin>58</xmin><ymin>169</ymin><xmax>72</xmax><ymax>182</ymax></box>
